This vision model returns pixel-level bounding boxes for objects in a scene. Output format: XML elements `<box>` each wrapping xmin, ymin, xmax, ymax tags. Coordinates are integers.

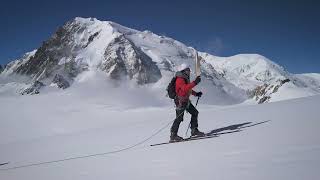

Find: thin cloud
<box><xmin>193</xmin><ymin>37</ymin><xmax>225</xmax><ymax>56</ymax></box>
<box><xmin>203</xmin><ymin>37</ymin><xmax>224</xmax><ymax>55</ymax></box>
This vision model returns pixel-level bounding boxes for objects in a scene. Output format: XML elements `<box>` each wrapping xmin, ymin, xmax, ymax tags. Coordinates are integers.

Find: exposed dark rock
<box><xmin>255</xmin><ymin>84</ymin><xmax>268</xmax><ymax>96</ymax></box>
<box><xmin>259</xmin><ymin>96</ymin><xmax>271</xmax><ymax>104</ymax></box>
<box><xmin>101</xmin><ymin>35</ymin><xmax>162</xmax><ymax>84</ymax></box>
<box><xmin>0</xmin><ymin>65</ymin><xmax>3</xmax><ymax>74</ymax></box>
<box><xmin>21</xmin><ymin>81</ymin><xmax>45</xmax><ymax>95</ymax></box>
<box><xmin>250</xmin><ymin>78</ymin><xmax>292</xmax><ymax>103</ymax></box>
<box><xmin>84</xmin><ymin>31</ymin><xmax>100</xmax><ymax>48</ymax></box>
<box><xmin>14</xmin><ymin>20</ymin><xmax>85</xmax><ymax>80</ymax></box>
<box><xmin>272</xmin><ymin>85</ymin><xmax>280</xmax><ymax>93</ymax></box>
<box><xmin>52</xmin><ymin>74</ymin><xmax>70</xmax><ymax>89</ymax></box>
<box><xmin>250</xmin><ymin>84</ymin><xmax>271</xmax><ymax>103</ymax></box>
<box><xmin>281</xmin><ymin>78</ymin><xmax>290</xmax><ymax>85</ymax></box>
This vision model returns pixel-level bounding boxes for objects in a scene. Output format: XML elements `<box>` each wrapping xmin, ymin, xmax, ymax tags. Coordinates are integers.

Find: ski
<box><xmin>150</xmin><ymin>129</ymin><xmax>241</xmax><ymax>147</ymax></box>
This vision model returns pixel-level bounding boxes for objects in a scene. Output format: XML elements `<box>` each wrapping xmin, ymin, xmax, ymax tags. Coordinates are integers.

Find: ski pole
<box><xmin>196</xmin><ymin>96</ymin><xmax>200</xmax><ymax>106</ymax></box>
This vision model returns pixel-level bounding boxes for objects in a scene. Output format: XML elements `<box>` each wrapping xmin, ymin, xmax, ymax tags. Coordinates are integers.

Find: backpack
<box><xmin>166</xmin><ymin>77</ymin><xmax>177</xmax><ymax>99</ymax></box>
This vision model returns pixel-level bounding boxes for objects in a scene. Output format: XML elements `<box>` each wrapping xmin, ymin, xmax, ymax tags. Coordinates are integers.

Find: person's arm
<box><xmin>176</xmin><ymin>77</ymin><xmax>196</xmax><ymax>95</ymax></box>
<box><xmin>192</xmin><ymin>90</ymin><xmax>197</xmax><ymax>96</ymax></box>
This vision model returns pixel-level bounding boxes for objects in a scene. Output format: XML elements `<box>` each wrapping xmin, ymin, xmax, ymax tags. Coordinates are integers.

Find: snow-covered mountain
<box><xmin>1</xmin><ymin>17</ymin><xmax>319</xmax><ymax>104</ymax></box>
<box><xmin>200</xmin><ymin>53</ymin><xmax>320</xmax><ymax>103</ymax></box>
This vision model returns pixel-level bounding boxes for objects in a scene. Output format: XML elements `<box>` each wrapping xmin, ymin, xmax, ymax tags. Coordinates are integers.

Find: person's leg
<box><xmin>186</xmin><ymin>103</ymin><xmax>198</xmax><ymax>129</ymax></box>
<box><xmin>186</xmin><ymin>103</ymin><xmax>205</xmax><ymax>136</ymax></box>
<box><xmin>171</xmin><ymin>108</ymin><xmax>185</xmax><ymax>135</ymax></box>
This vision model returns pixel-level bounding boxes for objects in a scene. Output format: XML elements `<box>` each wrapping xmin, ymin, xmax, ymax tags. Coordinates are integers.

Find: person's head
<box><xmin>177</xmin><ymin>63</ymin><xmax>191</xmax><ymax>77</ymax></box>
<box><xmin>182</xmin><ymin>67</ymin><xmax>191</xmax><ymax>76</ymax></box>
<box><xmin>177</xmin><ymin>63</ymin><xmax>191</xmax><ymax>75</ymax></box>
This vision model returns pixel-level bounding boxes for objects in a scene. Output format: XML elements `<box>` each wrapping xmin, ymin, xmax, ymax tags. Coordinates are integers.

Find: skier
<box><xmin>170</xmin><ymin>64</ymin><xmax>205</xmax><ymax>142</ymax></box>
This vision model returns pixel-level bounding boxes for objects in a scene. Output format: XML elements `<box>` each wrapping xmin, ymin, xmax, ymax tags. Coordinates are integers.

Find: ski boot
<box><xmin>191</xmin><ymin>128</ymin><xmax>205</xmax><ymax>137</ymax></box>
<box><xmin>170</xmin><ymin>132</ymin><xmax>184</xmax><ymax>142</ymax></box>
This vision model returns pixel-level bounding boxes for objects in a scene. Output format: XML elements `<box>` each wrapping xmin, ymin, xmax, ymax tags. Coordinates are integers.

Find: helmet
<box><xmin>176</xmin><ymin>63</ymin><xmax>191</xmax><ymax>72</ymax></box>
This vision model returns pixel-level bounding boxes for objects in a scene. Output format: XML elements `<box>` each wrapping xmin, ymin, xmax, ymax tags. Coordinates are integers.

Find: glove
<box><xmin>194</xmin><ymin>76</ymin><xmax>201</xmax><ymax>85</ymax></box>
<box><xmin>196</xmin><ymin>91</ymin><xmax>203</xmax><ymax>97</ymax></box>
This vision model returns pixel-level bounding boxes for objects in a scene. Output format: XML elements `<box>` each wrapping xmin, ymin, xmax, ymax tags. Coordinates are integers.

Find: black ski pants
<box><xmin>171</xmin><ymin>102</ymin><xmax>199</xmax><ymax>134</ymax></box>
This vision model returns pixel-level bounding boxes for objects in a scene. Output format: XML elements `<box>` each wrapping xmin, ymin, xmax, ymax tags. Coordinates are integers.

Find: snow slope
<box><xmin>1</xmin><ymin>50</ymin><xmax>37</xmax><ymax>76</ymax></box>
<box><xmin>294</xmin><ymin>73</ymin><xmax>320</xmax><ymax>90</ymax></box>
<box><xmin>200</xmin><ymin>52</ymin><xmax>320</xmax><ymax>103</ymax></box>
<box><xmin>200</xmin><ymin>53</ymin><xmax>288</xmax><ymax>89</ymax></box>
<box><xmin>0</xmin><ymin>82</ymin><xmax>319</xmax><ymax>179</ymax></box>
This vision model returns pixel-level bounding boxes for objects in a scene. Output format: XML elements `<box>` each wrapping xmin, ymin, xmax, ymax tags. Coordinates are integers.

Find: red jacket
<box><xmin>175</xmin><ymin>77</ymin><xmax>196</xmax><ymax>100</ymax></box>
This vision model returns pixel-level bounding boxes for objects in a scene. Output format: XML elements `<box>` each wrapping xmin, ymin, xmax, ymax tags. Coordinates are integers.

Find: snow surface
<box><xmin>268</xmin><ymin>82</ymin><xmax>320</xmax><ymax>102</ymax></box>
<box><xmin>71</xmin><ymin>18</ymin><xmax>118</xmax><ymax>68</ymax></box>
<box><xmin>0</xmin><ymin>75</ymin><xmax>319</xmax><ymax>179</ymax></box>
<box><xmin>200</xmin><ymin>53</ymin><xmax>288</xmax><ymax>89</ymax></box>
<box><xmin>294</xmin><ymin>73</ymin><xmax>320</xmax><ymax>90</ymax></box>
<box><xmin>1</xmin><ymin>50</ymin><xmax>37</xmax><ymax>76</ymax></box>
<box><xmin>199</xmin><ymin>52</ymin><xmax>320</xmax><ymax>102</ymax></box>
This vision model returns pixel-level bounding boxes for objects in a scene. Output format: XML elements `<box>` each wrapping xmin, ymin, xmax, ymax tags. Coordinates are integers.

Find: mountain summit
<box><xmin>1</xmin><ymin>17</ymin><xmax>320</xmax><ymax>104</ymax></box>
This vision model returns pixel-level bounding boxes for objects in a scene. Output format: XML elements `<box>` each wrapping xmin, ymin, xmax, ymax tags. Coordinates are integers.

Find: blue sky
<box><xmin>1</xmin><ymin>0</ymin><xmax>319</xmax><ymax>73</ymax></box>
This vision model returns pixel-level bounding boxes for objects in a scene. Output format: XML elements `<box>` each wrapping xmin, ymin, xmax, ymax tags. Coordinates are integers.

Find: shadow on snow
<box><xmin>206</xmin><ymin>120</ymin><xmax>271</xmax><ymax>136</ymax></box>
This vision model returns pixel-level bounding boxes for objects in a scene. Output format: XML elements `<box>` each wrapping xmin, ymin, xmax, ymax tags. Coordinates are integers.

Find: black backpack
<box><xmin>167</xmin><ymin>77</ymin><xmax>177</xmax><ymax>99</ymax></box>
